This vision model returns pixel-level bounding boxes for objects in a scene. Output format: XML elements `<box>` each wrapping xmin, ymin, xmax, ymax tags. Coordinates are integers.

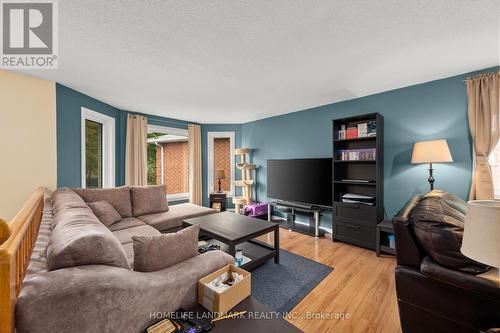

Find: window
<box><xmin>85</xmin><ymin>120</ymin><xmax>102</xmax><ymax>187</ymax></box>
<box><xmin>207</xmin><ymin>132</ymin><xmax>235</xmax><ymax>196</ymax></box>
<box><xmin>81</xmin><ymin>108</ymin><xmax>115</xmax><ymax>188</ymax></box>
<box><xmin>490</xmin><ymin>146</ymin><xmax>500</xmax><ymax>198</ymax></box>
<box><xmin>147</xmin><ymin>125</ymin><xmax>189</xmax><ymax>201</ymax></box>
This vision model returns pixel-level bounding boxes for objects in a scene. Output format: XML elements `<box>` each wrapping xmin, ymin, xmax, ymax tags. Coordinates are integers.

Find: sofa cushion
<box><xmin>410</xmin><ymin>190</ymin><xmax>489</xmax><ymax>274</ymax></box>
<box><xmin>108</xmin><ymin>217</ymin><xmax>146</xmax><ymax>231</ymax></box>
<box><xmin>73</xmin><ymin>186</ymin><xmax>133</xmax><ymax>218</ymax></box>
<box><xmin>51</xmin><ymin>188</ymin><xmax>88</xmax><ymax>219</ymax></box>
<box><xmin>131</xmin><ymin>185</ymin><xmax>169</xmax><ymax>216</ymax></box>
<box><xmin>132</xmin><ymin>225</ymin><xmax>200</xmax><ymax>272</ymax></box>
<box><xmin>121</xmin><ymin>242</ymin><xmax>135</xmax><ymax>268</ymax></box>
<box><xmin>87</xmin><ymin>200</ymin><xmax>122</xmax><ymax>227</ymax></box>
<box><xmin>396</xmin><ymin>194</ymin><xmax>421</xmax><ymax>220</ymax></box>
<box><xmin>47</xmin><ymin>205</ymin><xmax>131</xmax><ymax>270</ymax></box>
<box><xmin>112</xmin><ymin>225</ymin><xmax>161</xmax><ymax>245</ymax></box>
<box><xmin>138</xmin><ymin>203</ymin><xmax>216</xmax><ymax>232</ymax></box>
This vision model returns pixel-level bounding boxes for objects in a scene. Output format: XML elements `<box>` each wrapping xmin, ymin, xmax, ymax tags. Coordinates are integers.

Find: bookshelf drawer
<box><xmin>334</xmin><ymin>203</ymin><xmax>376</xmax><ymax>221</ymax></box>
<box><xmin>334</xmin><ymin>216</ymin><xmax>377</xmax><ymax>227</ymax></box>
<box><xmin>334</xmin><ymin>222</ymin><xmax>375</xmax><ymax>249</ymax></box>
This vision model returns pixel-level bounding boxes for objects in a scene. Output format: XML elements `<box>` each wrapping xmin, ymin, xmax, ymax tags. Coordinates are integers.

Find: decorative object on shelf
<box><xmin>233</xmin><ymin>148</ymin><xmax>257</xmax><ymax>214</ymax></box>
<box><xmin>215</xmin><ymin>169</ymin><xmax>225</xmax><ymax>193</ymax></box>
<box><xmin>367</xmin><ymin>120</ymin><xmax>377</xmax><ymax>136</ymax></box>
<box><xmin>210</xmin><ymin>192</ymin><xmax>227</xmax><ymax>212</ymax></box>
<box><xmin>461</xmin><ymin>200</ymin><xmax>500</xmax><ymax>279</ymax></box>
<box><xmin>332</xmin><ymin>112</ymin><xmax>384</xmax><ymax>249</ymax></box>
<box><xmin>411</xmin><ymin>139</ymin><xmax>453</xmax><ymax>191</ymax></box>
<box><xmin>338</xmin><ymin>125</ymin><xmax>346</xmax><ymax>139</ymax></box>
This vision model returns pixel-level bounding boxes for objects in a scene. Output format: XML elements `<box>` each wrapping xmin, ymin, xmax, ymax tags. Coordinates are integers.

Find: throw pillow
<box><xmin>87</xmin><ymin>200</ymin><xmax>122</xmax><ymax>227</ymax></box>
<box><xmin>132</xmin><ymin>224</ymin><xmax>200</xmax><ymax>272</ymax></box>
<box><xmin>131</xmin><ymin>185</ymin><xmax>169</xmax><ymax>217</ymax></box>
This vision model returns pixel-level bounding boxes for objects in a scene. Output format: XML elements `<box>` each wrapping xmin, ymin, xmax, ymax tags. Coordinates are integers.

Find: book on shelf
<box><xmin>357</xmin><ymin>123</ymin><xmax>368</xmax><ymax>138</ymax></box>
<box><xmin>338</xmin><ymin>148</ymin><xmax>376</xmax><ymax>161</ymax></box>
<box><xmin>346</xmin><ymin>125</ymin><xmax>358</xmax><ymax>139</ymax></box>
<box><xmin>337</xmin><ymin>120</ymin><xmax>376</xmax><ymax>139</ymax></box>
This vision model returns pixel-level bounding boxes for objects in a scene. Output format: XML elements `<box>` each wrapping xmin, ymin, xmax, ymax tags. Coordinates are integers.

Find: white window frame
<box><xmin>147</xmin><ymin>124</ymin><xmax>189</xmax><ymax>202</ymax></box>
<box><xmin>81</xmin><ymin>107</ymin><xmax>115</xmax><ymax>188</ymax></box>
<box><xmin>207</xmin><ymin>132</ymin><xmax>235</xmax><ymax>197</ymax></box>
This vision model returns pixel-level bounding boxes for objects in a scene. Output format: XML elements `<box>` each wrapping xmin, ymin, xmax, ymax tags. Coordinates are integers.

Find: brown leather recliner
<box><xmin>392</xmin><ymin>192</ymin><xmax>500</xmax><ymax>333</ymax></box>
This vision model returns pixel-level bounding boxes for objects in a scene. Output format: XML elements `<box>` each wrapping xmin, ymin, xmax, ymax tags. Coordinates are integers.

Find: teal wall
<box><xmin>57</xmin><ymin>66</ymin><xmax>498</xmax><ymax>220</ymax></box>
<box><xmin>242</xmin><ymin>67</ymin><xmax>499</xmax><ymax>222</ymax></box>
<box><xmin>201</xmin><ymin>124</ymin><xmax>242</xmax><ymax>208</ymax></box>
<box><xmin>56</xmin><ymin>84</ymin><xmax>124</xmax><ymax>187</ymax></box>
<box><xmin>56</xmin><ymin>84</ymin><xmax>191</xmax><ymax>189</ymax></box>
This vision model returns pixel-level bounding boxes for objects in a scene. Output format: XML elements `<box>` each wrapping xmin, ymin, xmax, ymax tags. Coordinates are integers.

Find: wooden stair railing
<box><xmin>0</xmin><ymin>187</ymin><xmax>45</xmax><ymax>333</ymax></box>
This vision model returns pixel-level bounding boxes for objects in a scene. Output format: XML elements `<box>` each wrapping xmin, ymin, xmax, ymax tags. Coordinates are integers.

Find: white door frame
<box><xmin>81</xmin><ymin>107</ymin><xmax>115</xmax><ymax>188</ymax></box>
<box><xmin>207</xmin><ymin>131</ymin><xmax>235</xmax><ymax>197</ymax></box>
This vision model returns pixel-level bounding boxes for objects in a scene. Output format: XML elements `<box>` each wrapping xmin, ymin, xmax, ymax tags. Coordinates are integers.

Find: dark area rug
<box><xmin>251</xmin><ymin>249</ymin><xmax>333</xmax><ymax>314</ymax></box>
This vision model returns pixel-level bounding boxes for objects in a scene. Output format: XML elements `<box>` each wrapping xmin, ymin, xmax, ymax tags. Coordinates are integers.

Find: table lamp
<box><xmin>411</xmin><ymin>139</ymin><xmax>453</xmax><ymax>191</ymax></box>
<box><xmin>215</xmin><ymin>169</ymin><xmax>225</xmax><ymax>193</ymax></box>
<box><xmin>461</xmin><ymin>200</ymin><xmax>500</xmax><ymax>279</ymax></box>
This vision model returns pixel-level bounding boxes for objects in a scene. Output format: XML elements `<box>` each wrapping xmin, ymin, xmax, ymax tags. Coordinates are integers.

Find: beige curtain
<box><xmin>188</xmin><ymin>124</ymin><xmax>202</xmax><ymax>205</ymax></box>
<box><xmin>125</xmin><ymin>114</ymin><xmax>148</xmax><ymax>186</ymax></box>
<box><xmin>467</xmin><ymin>72</ymin><xmax>500</xmax><ymax>200</ymax></box>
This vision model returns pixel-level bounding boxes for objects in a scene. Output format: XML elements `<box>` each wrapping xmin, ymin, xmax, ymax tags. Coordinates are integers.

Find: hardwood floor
<box><xmin>257</xmin><ymin>228</ymin><xmax>401</xmax><ymax>333</ymax></box>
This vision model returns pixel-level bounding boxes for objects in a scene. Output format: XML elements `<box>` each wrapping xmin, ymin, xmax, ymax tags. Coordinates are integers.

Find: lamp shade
<box><xmin>411</xmin><ymin>139</ymin><xmax>453</xmax><ymax>164</ymax></box>
<box><xmin>461</xmin><ymin>200</ymin><xmax>500</xmax><ymax>268</ymax></box>
<box><xmin>215</xmin><ymin>169</ymin><xmax>225</xmax><ymax>180</ymax></box>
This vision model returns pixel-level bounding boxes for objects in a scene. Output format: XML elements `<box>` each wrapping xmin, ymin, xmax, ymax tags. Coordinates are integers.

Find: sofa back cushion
<box><xmin>132</xmin><ymin>224</ymin><xmax>199</xmax><ymax>272</ymax></box>
<box><xmin>47</xmin><ymin>204</ymin><xmax>130</xmax><ymax>271</ymax></box>
<box><xmin>73</xmin><ymin>186</ymin><xmax>132</xmax><ymax>218</ymax></box>
<box><xmin>131</xmin><ymin>185</ymin><xmax>169</xmax><ymax>217</ymax></box>
<box><xmin>51</xmin><ymin>187</ymin><xmax>88</xmax><ymax>215</ymax></box>
<box><xmin>87</xmin><ymin>200</ymin><xmax>122</xmax><ymax>227</ymax></box>
<box><xmin>410</xmin><ymin>190</ymin><xmax>489</xmax><ymax>274</ymax></box>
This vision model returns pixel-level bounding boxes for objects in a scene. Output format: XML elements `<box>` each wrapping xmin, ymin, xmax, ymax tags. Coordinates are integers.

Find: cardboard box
<box><xmin>198</xmin><ymin>264</ymin><xmax>251</xmax><ymax>313</ymax></box>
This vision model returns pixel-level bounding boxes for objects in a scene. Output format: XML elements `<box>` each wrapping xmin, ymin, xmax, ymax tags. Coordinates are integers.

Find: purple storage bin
<box><xmin>243</xmin><ymin>202</ymin><xmax>268</xmax><ymax>217</ymax></box>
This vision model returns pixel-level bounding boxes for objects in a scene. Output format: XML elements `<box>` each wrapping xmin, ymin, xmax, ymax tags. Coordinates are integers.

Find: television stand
<box><xmin>267</xmin><ymin>201</ymin><xmax>326</xmax><ymax>238</ymax></box>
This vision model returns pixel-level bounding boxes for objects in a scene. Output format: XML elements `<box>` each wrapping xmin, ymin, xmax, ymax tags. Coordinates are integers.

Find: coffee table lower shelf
<box><xmin>205</xmin><ymin>239</ymin><xmax>277</xmax><ymax>271</ymax></box>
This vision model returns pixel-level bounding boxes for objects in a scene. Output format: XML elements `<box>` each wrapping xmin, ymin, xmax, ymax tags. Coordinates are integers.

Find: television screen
<box><xmin>267</xmin><ymin>158</ymin><xmax>332</xmax><ymax>207</ymax></box>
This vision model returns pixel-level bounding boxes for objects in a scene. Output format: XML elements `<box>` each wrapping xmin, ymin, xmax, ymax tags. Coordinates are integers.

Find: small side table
<box><xmin>209</xmin><ymin>193</ymin><xmax>227</xmax><ymax>212</ymax></box>
<box><xmin>376</xmin><ymin>219</ymin><xmax>396</xmax><ymax>257</ymax></box>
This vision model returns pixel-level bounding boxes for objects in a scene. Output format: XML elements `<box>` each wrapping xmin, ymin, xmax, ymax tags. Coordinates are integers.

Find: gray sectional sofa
<box><xmin>15</xmin><ymin>186</ymin><xmax>233</xmax><ymax>333</ymax></box>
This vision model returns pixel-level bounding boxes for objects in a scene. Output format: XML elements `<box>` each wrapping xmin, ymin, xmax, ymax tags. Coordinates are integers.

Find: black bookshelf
<box><xmin>332</xmin><ymin>113</ymin><xmax>383</xmax><ymax>249</ymax></box>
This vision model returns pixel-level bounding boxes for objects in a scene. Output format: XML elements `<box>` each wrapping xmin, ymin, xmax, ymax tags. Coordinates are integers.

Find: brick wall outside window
<box><xmin>155</xmin><ymin>141</ymin><xmax>189</xmax><ymax>194</ymax></box>
<box><xmin>214</xmin><ymin>138</ymin><xmax>231</xmax><ymax>192</ymax></box>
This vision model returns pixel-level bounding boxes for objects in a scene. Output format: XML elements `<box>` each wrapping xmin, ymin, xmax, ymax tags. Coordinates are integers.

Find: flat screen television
<box><xmin>267</xmin><ymin>158</ymin><xmax>332</xmax><ymax>207</ymax></box>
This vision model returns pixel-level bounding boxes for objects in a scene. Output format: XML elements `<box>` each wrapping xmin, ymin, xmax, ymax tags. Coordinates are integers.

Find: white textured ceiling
<box><xmin>23</xmin><ymin>0</ymin><xmax>500</xmax><ymax>123</ymax></box>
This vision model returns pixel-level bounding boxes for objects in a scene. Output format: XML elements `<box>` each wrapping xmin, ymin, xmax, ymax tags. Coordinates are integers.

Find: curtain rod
<box><xmin>463</xmin><ymin>71</ymin><xmax>500</xmax><ymax>83</ymax></box>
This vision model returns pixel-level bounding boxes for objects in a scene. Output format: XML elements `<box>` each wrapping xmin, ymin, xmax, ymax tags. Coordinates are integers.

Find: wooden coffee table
<box><xmin>182</xmin><ymin>296</ymin><xmax>303</xmax><ymax>332</ymax></box>
<box><xmin>183</xmin><ymin>212</ymin><xmax>279</xmax><ymax>270</ymax></box>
